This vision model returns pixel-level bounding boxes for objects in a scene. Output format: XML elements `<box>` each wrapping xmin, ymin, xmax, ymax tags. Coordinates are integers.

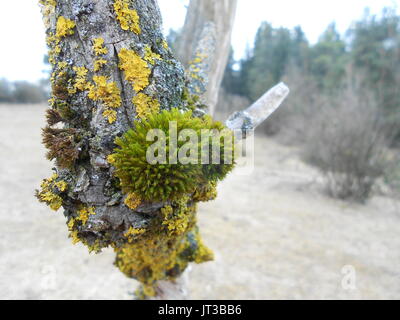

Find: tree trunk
<box><xmin>177</xmin><ymin>0</ymin><xmax>238</xmax><ymax>115</ymax></box>
<box><xmin>37</xmin><ymin>0</ymin><xmax>218</xmax><ymax>299</ymax></box>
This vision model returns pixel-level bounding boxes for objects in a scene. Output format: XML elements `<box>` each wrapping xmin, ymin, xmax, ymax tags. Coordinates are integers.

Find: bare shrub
<box><xmin>383</xmin><ymin>151</ymin><xmax>400</xmax><ymax>196</ymax></box>
<box><xmin>303</xmin><ymin>84</ymin><xmax>388</xmax><ymax>202</ymax></box>
<box><xmin>0</xmin><ymin>78</ymin><xmax>13</xmax><ymax>102</ymax></box>
<box><xmin>259</xmin><ymin>66</ymin><xmax>322</xmax><ymax>139</ymax></box>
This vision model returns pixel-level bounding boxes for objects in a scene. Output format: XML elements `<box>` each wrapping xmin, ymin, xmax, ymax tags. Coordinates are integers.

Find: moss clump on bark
<box><xmin>108</xmin><ymin>108</ymin><xmax>235</xmax><ymax>202</ymax></box>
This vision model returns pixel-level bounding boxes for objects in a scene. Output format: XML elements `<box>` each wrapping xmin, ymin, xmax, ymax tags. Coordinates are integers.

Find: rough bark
<box><xmin>177</xmin><ymin>0</ymin><xmax>238</xmax><ymax>115</ymax></box>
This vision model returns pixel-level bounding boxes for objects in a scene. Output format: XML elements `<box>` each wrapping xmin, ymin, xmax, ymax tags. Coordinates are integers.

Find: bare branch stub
<box><xmin>186</xmin><ymin>22</ymin><xmax>217</xmax><ymax>104</ymax></box>
<box><xmin>225</xmin><ymin>82</ymin><xmax>290</xmax><ymax>139</ymax></box>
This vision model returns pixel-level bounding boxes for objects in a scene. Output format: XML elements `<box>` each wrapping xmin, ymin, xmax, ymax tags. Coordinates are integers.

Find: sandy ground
<box><xmin>1</xmin><ymin>103</ymin><xmax>400</xmax><ymax>300</ymax></box>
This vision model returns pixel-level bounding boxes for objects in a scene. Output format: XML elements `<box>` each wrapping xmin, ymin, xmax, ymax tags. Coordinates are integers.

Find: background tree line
<box><xmin>0</xmin><ymin>78</ymin><xmax>48</xmax><ymax>103</ymax></box>
<box><xmin>0</xmin><ymin>54</ymin><xmax>50</xmax><ymax>104</ymax></box>
<box><xmin>222</xmin><ymin>7</ymin><xmax>400</xmax><ymax>139</ymax></box>
<box><xmin>218</xmin><ymin>7</ymin><xmax>400</xmax><ymax>202</ymax></box>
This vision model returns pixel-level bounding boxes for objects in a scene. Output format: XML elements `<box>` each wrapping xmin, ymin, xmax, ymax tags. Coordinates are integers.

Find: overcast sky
<box><xmin>0</xmin><ymin>0</ymin><xmax>398</xmax><ymax>82</ymax></box>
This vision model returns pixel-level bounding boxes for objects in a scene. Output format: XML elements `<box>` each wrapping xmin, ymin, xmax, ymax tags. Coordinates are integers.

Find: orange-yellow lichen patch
<box><xmin>193</xmin><ymin>231</ymin><xmax>214</xmax><ymax>263</ymax></box>
<box><xmin>118</xmin><ymin>48</ymin><xmax>150</xmax><ymax>92</ymax></box>
<box><xmin>107</xmin><ymin>154</ymin><xmax>116</xmax><ymax>165</ymax></box>
<box><xmin>124</xmin><ymin>226</ymin><xmax>146</xmax><ymax>238</ymax></box>
<box><xmin>88</xmin><ymin>76</ymin><xmax>122</xmax><ymax>108</ymax></box>
<box><xmin>132</xmin><ymin>93</ymin><xmax>160</xmax><ymax>120</ymax></box>
<box><xmin>76</xmin><ymin>206</ymin><xmax>96</xmax><ymax>225</ymax></box>
<box><xmin>70</xmin><ymin>230</ymin><xmax>81</xmax><ymax>245</ymax></box>
<box><xmin>36</xmin><ymin>174</ymin><xmax>67</xmax><ymax>211</ymax></box>
<box><xmin>39</xmin><ymin>0</ymin><xmax>57</xmax><ymax>7</ymax></box>
<box><xmin>124</xmin><ymin>193</ymin><xmax>142</xmax><ymax>210</ymax></box>
<box><xmin>94</xmin><ymin>59</ymin><xmax>107</xmax><ymax>72</ymax></box>
<box><xmin>93</xmin><ymin>38</ymin><xmax>108</xmax><ymax>56</ymax></box>
<box><xmin>102</xmin><ymin>109</ymin><xmax>118</xmax><ymax>124</ymax></box>
<box><xmin>161</xmin><ymin>203</ymin><xmax>190</xmax><ymax>236</ymax></box>
<box><xmin>72</xmin><ymin>66</ymin><xmax>89</xmax><ymax>92</ymax></box>
<box><xmin>57</xmin><ymin>61</ymin><xmax>68</xmax><ymax>70</ymax></box>
<box><xmin>46</xmin><ymin>34</ymin><xmax>60</xmax><ymax>65</ymax></box>
<box><xmin>114</xmin><ymin>0</ymin><xmax>141</xmax><ymax>34</ymax></box>
<box><xmin>144</xmin><ymin>46</ymin><xmax>162</xmax><ymax>65</ymax></box>
<box><xmin>88</xmin><ymin>76</ymin><xmax>121</xmax><ymax>123</ymax></box>
<box><xmin>56</xmin><ymin>16</ymin><xmax>75</xmax><ymax>38</ymax></box>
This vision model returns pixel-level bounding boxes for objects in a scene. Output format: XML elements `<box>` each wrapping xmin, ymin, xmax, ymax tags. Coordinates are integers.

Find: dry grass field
<box><xmin>1</xmin><ymin>104</ymin><xmax>400</xmax><ymax>299</ymax></box>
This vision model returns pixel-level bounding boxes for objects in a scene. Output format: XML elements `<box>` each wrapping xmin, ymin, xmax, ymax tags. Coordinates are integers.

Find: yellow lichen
<box><xmin>114</xmin><ymin>208</ymin><xmax>212</xmax><ymax>299</ymax></box>
<box><xmin>193</xmin><ymin>182</ymin><xmax>217</xmax><ymax>202</ymax></box>
<box><xmin>193</xmin><ymin>232</ymin><xmax>214</xmax><ymax>263</ymax></box>
<box><xmin>102</xmin><ymin>109</ymin><xmax>118</xmax><ymax>124</ymax></box>
<box><xmin>114</xmin><ymin>0</ymin><xmax>141</xmax><ymax>34</ymax></box>
<box><xmin>190</xmin><ymin>52</ymin><xmax>207</xmax><ymax>65</ymax></box>
<box><xmin>67</xmin><ymin>217</ymin><xmax>75</xmax><ymax>231</ymax></box>
<box><xmin>87</xmin><ymin>76</ymin><xmax>122</xmax><ymax>123</ymax></box>
<box><xmin>114</xmin><ymin>232</ymin><xmax>191</xmax><ymax>296</ymax></box>
<box><xmin>94</xmin><ymin>59</ymin><xmax>107</xmax><ymax>72</ymax></box>
<box><xmin>70</xmin><ymin>230</ymin><xmax>81</xmax><ymax>245</ymax></box>
<box><xmin>86</xmin><ymin>239</ymin><xmax>103</xmax><ymax>253</ymax></box>
<box><xmin>161</xmin><ymin>200</ymin><xmax>192</xmax><ymax>236</ymax></box>
<box><xmin>124</xmin><ymin>226</ymin><xmax>146</xmax><ymax>238</ymax></box>
<box><xmin>93</xmin><ymin>38</ymin><xmax>108</xmax><ymax>56</ymax></box>
<box><xmin>144</xmin><ymin>46</ymin><xmax>162</xmax><ymax>65</ymax></box>
<box><xmin>76</xmin><ymin>206</ymin><xmax>96</xmax><ymax>225</ymax></box>
<box><xmin>88</xmin><ymin>76</ymin><xmax>121</xmax><ymax>108</ymax></box>
<box><xmin>132</xmin><ymin>93</ymin><xmax>160</xmax><ymax>120</ymax></box>
<box><xmin>57</xmin><ymin>61</ymin><xmax>68</xmax><ymax>70</ymax></box>
<box><xmin>162</xmin><ymin>40</ymin><xmax>169</xmax><ymax>50</ymax></box>
<box><xmin>67</xmin><ymin>215</ymin><xmax>102</xmax><ymax>252</ymax></box>
<box><xmin>55</xmin><ymin>180</ymin><xmax>68</xmax><ymax>192</ymax></box>
<box><xmin>72</xmin><ymin>66</ymin><xmax>89</xmax><ymax>92</ymax></box>
<box><xmin>110</xmin><ymin>191</ymin><xmax>214</xmax><ymax>299</ymax></box>
<box><xmin>39</xmin><ymin>0</ymin><xmax>56</xmax><ymax>5</ymax></box>
<box><xmin>188</xmin><ymin>52</ymin><xmax>208</xmax><ymax>83</ymax></box>
<box><xmin>107</xmin><ymin>154</ymin><xmax>116</xmax><ymax>164</ymax></box>
<box><xmin>56</xmin><ymin>16</ymin><xmax>75</xmax><ymax>38</ymax></box>
<box><xmin>67</xmin><ymin>218</ymin><xmax>81</xmax><ymax>244</ymax></box>
<box><xmin>124</xmin><ymin>193</ymin><xmax>142</xmax><ymax>210</ymax></box>
<box><xmin>36</xmin><ymin>174</ymin><xmax>68</xmax><ymax>211</ymax></box>
<box><xmin>88</xmin><ymin>75</ymin><xmax>122</xmax><ymax>123</ymax></box>
<box><xmin>46</xmin><ymin>34</ymin><xmax>59</xmax><ymax>65</ymax></box>
<box><xmin>118</xmin><ymin>48</ymin><xmax>150</xmax><ymax>92</ymax></box>
<box><xmin>45</xmin><ymin>16</ymin><xmax>74</xmax><ymax>66</ymax></box>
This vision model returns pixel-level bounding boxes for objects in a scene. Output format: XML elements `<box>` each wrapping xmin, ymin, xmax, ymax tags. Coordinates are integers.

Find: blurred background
<box><xmin>1</xmin><ymin>0</ymin><xmax>400</xmax><ymax>299</ymax></box>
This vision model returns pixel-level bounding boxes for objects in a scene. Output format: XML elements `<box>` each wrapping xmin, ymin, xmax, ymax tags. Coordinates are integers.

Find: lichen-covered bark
<box><xmin>177</xmin><ymin>0</ymin><xmax>238</xmax><ymax>115</ymax></box>
<box><xmin>37</xmin><ymin>0</ymin><xmax>219</xmax><ymax>298</ymax></box>
<box><xmin>39</xmin><ymin>0</ymin><xmax>186</xmax><ymax>245</ymax></box>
